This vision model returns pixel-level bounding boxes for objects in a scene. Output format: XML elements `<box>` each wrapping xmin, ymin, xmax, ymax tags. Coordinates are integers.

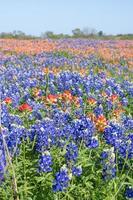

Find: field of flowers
<box><xmin>0</xmin><ymin>39</ymin><xmax>133</xmax><ymax>200</ymax></box>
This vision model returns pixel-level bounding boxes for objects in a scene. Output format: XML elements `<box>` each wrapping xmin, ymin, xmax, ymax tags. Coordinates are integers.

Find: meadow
<box><xmin>0</xmin><ymin>39</ymin><xmax>133</xmax><ymax>200</ymax></box>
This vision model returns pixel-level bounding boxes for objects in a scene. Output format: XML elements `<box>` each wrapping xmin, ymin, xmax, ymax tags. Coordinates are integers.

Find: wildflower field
<box><xmin>0</xmin><ymin>39</ymin><xmax>133</xmax><ymax>200</ymax></box>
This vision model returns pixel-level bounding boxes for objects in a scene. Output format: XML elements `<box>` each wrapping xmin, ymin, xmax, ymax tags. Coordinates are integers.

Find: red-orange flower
<box><xmin>109</xmin><ymin>94</ymin><xmax>119</xmax><ymax>103</ymax></box>
<box><xmin>46</xmin><ymin>94</ymin><xmax>58</xmax><ymax>104</ymax></box>
<box><xmin>62</xmin><ymin>90</ymin><xmax>73</xmax><ymax>101</ymax></box>
<box><xmin>43</xmin><ymin>67</ymin><xmax>50</xmax><ymax>74</ymax></box>
<box><xmin>4</xmin><ymin>97</ymin><xmax>12</xmax><ymax>104</ymax></box>
<box><xmin>87</xmin><ymin>97</ymin><xmax>97</xmax><ymax>106</ymax></box>
<box><xmin>95</xmin><ymin>115</ymin><xmax>107</xmax><ymax>132</ymax></box>
<box><xmin>18</xmin><ymin>103</ymin><xmax>32</xmax><ymax>112</ymax></box>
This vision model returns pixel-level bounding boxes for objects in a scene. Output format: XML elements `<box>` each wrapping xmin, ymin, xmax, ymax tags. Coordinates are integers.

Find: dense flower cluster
<box><xmin>38</xmin><ymin>151</ymin><xmax>53</xmax><ymax>173</ymax></box>
<box><xmin>0</xmin><ymin>39</ymin><xmax>132</xmax><ymax>198</ymax></box>
<box><xmin>52</xmin><ymin>166</ymin><xmax>70</xmax><ymax>192</ymax></box>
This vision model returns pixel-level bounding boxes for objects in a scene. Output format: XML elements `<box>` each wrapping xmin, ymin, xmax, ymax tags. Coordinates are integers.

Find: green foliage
<box><xmin>0</xmin><ymin>137</ymin><xmax>132</xmax><ymax>200</ymax></box>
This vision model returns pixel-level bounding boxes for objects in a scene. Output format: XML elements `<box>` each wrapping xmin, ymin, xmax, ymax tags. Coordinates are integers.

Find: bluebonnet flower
<box><xmin>104</xmin><ymin>120</ymin><xmax>133</xmax><ymax>159</ymax></box>
<box><xmin>101</xmin><ymin>151</ymin><xmax>108</xmax><ymax>159</ymax></box>
<box><xmin>121</xmin><ymin>97</ymin><xmax>128</xmax><ymax>106</ymax></box>
<box><xmin>35</xmin><ymin>119</ymin><xmax>56</xmax><ymax>152</ymax></box>
<box><xmin>125</xmin><ymin>187</ymin><xmax>133</xmax><ymax>199</ymax></box>
<box><xmin>94</xmin><ymin>105</ymin><xmax>103</xmax><ymax>117</ymax></box>
<box><xmin>71</xmin><ymin>117</ymin><xmax>95</xmax><ymax>144</ymax></box>
<box><xmin>65</xmin><ymin>142</ymin><xmax>78</xmax><ymax>162</ymax></box>
<box><xmin>106</xmin><ymin>100</ymin><xmax>113</xmax><ymax>111</ymax></box>
<box><xmin>0</xmin><ymin>150</ymin><xmax>6</xmax><ymax>183</ymax></box>
<box><xmin>105</xmin><ymin>87</ymin><xmax>112</xmax><ymax>96</ymax></box>
<box><xmin>38</xmin><ymin>151</ymin><xmax>52</xmax><ymax>173</ymax></box>
<box><xmin>74</xmin><ymin>108</ymin><xmax>84</xmax><ymax>118</ymax></box>
<box><xmin>9</xmin><ymin>114</ymin><xmax>23</xmax><ymax>126</ymax></box>
<box><xmin>122</xmin><ymin>116</ymin><xmax>133</xmax><ymax>131</ymax></box>
<box><xmin>119</xmin><ymin>133</ymin><xmax>133</xmax><ymax>159</ymax></box>
<box><xmin>86</xmin><ymin>136</ymin><xmax>99</xmax><ymax>149</ymax></box>
<box><xmin>101</xmin><ymin>147</ymin><xmax>116</xmax><ymax>180</ymax></box>
<box><xmin>104</xmin><ymin>122</ymin><xmax>124</xmax><ymax>147</ymax></box>
<box><xmin>5</xmin><ymin>124</ymin><xmax>26</xmax><ymax>155</ymax></box>
<box><xmin>72</xmin><ymin>166</ymin><xmax>82</xmax><ymax>176</ymax></box>
<box><xmin>53</xmin><ymin>166</ymin><xmax>70</xmax><ymax>192</ymax></box>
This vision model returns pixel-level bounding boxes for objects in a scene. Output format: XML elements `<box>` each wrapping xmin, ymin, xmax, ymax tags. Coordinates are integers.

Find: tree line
<box><xmin>0</xmin><ymin>28</ymin><xmax>133</xmax><ymax>39</ymax></box>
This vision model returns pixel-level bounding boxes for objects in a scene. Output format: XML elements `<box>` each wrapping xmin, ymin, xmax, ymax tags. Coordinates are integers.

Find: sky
<box><xmin>0</xmin><ymin>0</ymin><xmax>133</xmax><ymax>36</ymax></box>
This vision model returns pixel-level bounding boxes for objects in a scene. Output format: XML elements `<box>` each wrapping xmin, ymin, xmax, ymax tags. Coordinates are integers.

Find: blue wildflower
<box><xmin>53</xmin><ymin>166</ymin><xmax>70</xmax><ymax>192</ymax></box>
<box><xmin>38</xmin><ymin>151</ymin><xmax>52</xmax><ymax>173</ymax></box>
<box><xmin>72</xmin><ymin>166</ymin><xmax>82</xmax><ymax>177</ymax></box>
<box><xmin>65</xmin><ymin>142</ymin><xmax>78</xmax><ymax>162</ymax></box>
<box><xmin>125</xmin><ymin>187</ymin><xmax>133</xmax><ymax>199</ymax></box>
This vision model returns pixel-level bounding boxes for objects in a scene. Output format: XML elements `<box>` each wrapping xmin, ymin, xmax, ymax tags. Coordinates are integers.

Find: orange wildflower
<box><xmin>4</xmin><ymin>97</ymin><xmax>12</xmax><ymax>104</ymax></box>
<box><xmin>95</xmin><ymin>115</ymin><xmax>107</xmax><ymax>132</ymax></box>
<box><xmin>62</xmin><ymin>90</ymin><xmax>73</xmax><ymax>101</ymax></box>
<box><xmin>46</xmin><ymin>94</ymin><xmax>58</xmax><ymax>104</ymax></box>
<box><xmin>87</xmin><ymin>97</ymin><xmax>97</xmax><ymax>106</ymax></box>
<box><xmin>109</xmin><ymin>94</ymin><xmax>119</xmax><ymax>103</ymax></box>
<box><xmin>43</xmin><ymin>67</ymin><xmax>50</xmax><ymax>74</ymax></box>
<box><xmin>18</xmin><ymin>103</ymin><xmax>32</xmax><ymax>112</ymax></box>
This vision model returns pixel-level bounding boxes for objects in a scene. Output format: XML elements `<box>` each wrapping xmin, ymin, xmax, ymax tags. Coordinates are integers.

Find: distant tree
<box><xmin>0</xmin><ymin>31</ymin><xmax>38</xmax><ymax>39</ymax></box>
<box><xmin>13</xmin><ymin>30</ymin><xmax>26</xmax><ymax>38</ymax></box>
<box><xmin>0</xmin><ymin>32</ymin><xmax>13</xmax><ymax>38</ymax></box>
<box><xmin>41</xmin><ymin>31</ymin><xmax>54</xmax><ymax>39</ymax></box>
<box><xmin>41</xmin><ymin>31</ymin><xmax>70</xmax><ymax>39</ymax></box>
<box><xmin>98</xmin><ymin>31</ymin><xmax>103</xmax><ymax>37</ymax></box>
<box><xmin>72</xmin><ymin>28</ymin><xmax>82</xmax><ymax>37</ymax></box>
